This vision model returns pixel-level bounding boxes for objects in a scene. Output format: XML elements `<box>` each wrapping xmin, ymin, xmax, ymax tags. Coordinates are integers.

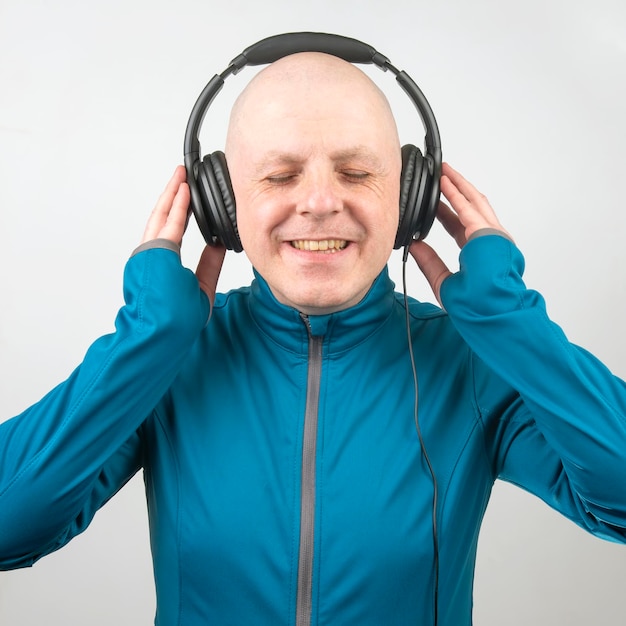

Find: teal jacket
<box><xmin>1</xmin><ymin>234</ymin><xmax>626</xmax><ymax>625</ymax></box>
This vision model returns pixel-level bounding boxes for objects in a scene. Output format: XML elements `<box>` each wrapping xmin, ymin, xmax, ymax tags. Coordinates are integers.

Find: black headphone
<box><xmin>183</xmin><ymin>32</ymin><xmax>442</xmax><ymax>253</ymax></box>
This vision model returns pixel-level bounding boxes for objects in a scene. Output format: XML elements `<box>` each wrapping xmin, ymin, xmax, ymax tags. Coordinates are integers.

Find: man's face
<box><xmin>226</xmin><ymin>54</ymin><xmax>401</xmax><ymax>315</ymax></box>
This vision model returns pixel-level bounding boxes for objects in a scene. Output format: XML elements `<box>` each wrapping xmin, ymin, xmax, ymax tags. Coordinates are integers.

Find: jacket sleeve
<box><xmin>440</xmin><ymin>234</ymin><xmax>626</xmax><ymax>539</ymax></box>
<box><xmin>0</xmin><ymin>247</ymin><xmax>210</xmax><ymax>568</ymax></box>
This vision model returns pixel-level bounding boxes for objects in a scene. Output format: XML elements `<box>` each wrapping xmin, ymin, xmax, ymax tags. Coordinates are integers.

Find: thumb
<box><xmin>409</xmin><ymin>240</ymin><xmax>452</xmax><ymax>307</ymax></box>
<box><xmin>195</xmin><ymin>244</ymin><xmax>226</xmax><ymax>311</ymax></box>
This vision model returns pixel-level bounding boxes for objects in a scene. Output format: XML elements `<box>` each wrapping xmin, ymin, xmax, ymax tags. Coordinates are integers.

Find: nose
<box><xmin>296</xmin><ymin>166</ymin><xmax>343</xmax><ymax>217</ymax></box>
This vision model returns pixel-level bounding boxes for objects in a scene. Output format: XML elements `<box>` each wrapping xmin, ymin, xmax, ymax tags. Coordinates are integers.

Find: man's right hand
<box><xmin>142</xmin><ymin>165</ymin><xmax>226</xmax><ymax>307</ymax></box>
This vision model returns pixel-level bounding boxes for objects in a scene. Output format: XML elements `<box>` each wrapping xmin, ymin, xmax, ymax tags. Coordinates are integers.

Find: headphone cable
<box><xmin>402</xmin><ymin>246</ymin><xmax>440</xmax><ymax>626</ymax></box>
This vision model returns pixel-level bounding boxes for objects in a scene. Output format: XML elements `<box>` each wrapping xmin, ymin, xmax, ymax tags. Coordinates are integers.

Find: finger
<box><xmin>441</xmin><ymin>162</ymin><xmax>478</xmax><ymax>200</ymax></box>
<box><xmin>440</xmin><ymin>174</ymin><xmax>490</xmax><ymax>235</ymax></box>
<box><xmin>440</xmin><ymin>164</ymin><xmax>510</xmax><ymax>238</ymax></box>
<box><xmin>142</xmin><ymin>166</ymin><xmax>187</xmax><ymax>243</ymax></box>
<box><xmin>195</xmin><ymin>244</ymin><xmax>226</xmax><ymax>307</ymax></box>
<box><xmin>409</xmin><ymin>240</ymin><xmax>452</xmax><ymax>307</ymax></box>
<box><xmin>441</xmin><ymin>162</ymin><xmax>494</xmax><ymax>212</ymax></box>
<box><xmin>156</xmin><ymin>182</ymin><xmax>190</xmax><ymax>245</ymax></box>
<box><xmin>435</xmin><ymin>200</ymin><xmax>467</xmax><ymax>248</ymax></box>
<box><xmin>441</xmin><ymin>162</ymin><xmax>499</xmax><ymax>223</ymax></box>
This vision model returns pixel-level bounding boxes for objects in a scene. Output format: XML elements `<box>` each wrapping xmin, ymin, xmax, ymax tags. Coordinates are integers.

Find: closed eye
<box><xmin>265</xmin><ymin>172</ymin><xmax>299</xmax><ymax>185</ymax></box>
<box><xmin>340</xmin><ymin>169</ymin><xmax>370</xmax><ymax>181</ymax></box>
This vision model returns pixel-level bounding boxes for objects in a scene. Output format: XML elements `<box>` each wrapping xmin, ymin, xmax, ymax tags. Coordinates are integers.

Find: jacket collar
<box><xmin>248</xmin><ymin>267</ymin><xmax>397</xmax><ymax>354</ymax></box>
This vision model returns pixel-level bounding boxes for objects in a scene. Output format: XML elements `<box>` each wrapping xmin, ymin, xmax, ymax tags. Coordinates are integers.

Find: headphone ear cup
<box><xmin>397</xmin><ymin>144</ymin><xmax>427</xmax><ymax>249</ymax></box>
<box><xmin>197</xmin><ymin>151</ymin><xmax>242</xmax><ymax>252</ymax></box>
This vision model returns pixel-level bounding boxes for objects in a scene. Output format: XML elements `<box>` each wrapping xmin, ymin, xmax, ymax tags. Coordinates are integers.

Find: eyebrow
<box><xmin>253</xmin><ymin>152</ymin><xmax>303</xmax><ymax>175</ymax></box>
<box><xmin>331</xmin><ymin>147</ymin><xmax>386</xmax><ymax>172</ymax></box>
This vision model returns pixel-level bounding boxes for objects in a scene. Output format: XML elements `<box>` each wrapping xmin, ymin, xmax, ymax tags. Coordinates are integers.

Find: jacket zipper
<box><xmin>296</xmin><ymin>315</ymin><xmax>323</xmax><ymax>626</ymax></box>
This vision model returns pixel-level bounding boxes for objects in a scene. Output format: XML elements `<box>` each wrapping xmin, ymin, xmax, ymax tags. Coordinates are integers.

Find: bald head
<box><xmin>225</xmin><ymin>52</ymin><xmax>400</xmax><ymax>160</ymax></box>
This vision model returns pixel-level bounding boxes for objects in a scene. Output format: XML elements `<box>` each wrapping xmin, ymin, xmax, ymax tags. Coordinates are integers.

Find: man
<box><xmin>1</xmin><ymin>52</ymin><xmax>625</xmax><ymax>626</ymax></box>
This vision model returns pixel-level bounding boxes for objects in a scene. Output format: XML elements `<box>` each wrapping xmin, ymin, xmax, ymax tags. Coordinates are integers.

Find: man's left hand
<box><xmin>409</xmin><ymin>162</ymin><xmax>512</xmax><ymax>305</ymax></box>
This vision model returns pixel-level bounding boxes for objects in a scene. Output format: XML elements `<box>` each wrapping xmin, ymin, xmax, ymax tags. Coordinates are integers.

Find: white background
<box><xmin>1</xmin><ymin>0</ymin><xmax>625</xmax><ymax>623</ymax></box>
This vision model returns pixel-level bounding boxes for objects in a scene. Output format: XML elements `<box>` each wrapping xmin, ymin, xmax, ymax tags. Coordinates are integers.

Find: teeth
<box><xmin>291</xmin><ymin>240</ymin><xmax>348</xmax><ymax>253</ymax></box>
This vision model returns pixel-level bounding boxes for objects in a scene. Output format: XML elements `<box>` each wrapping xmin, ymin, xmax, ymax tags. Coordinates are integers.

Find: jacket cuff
<box><xmin>467</xmin><ymin>227</ymin><xmax>513</xmax><ymax>243</ymax></box>
<box><xmin>132</xmin><ymin>238</ymin><xmax>181</xmax><ymax>257</ymax></box>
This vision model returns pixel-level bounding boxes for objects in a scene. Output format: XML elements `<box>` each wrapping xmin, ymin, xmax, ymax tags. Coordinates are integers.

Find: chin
<box><xmin>286</xmin><ymin>287</ymin><xmax>368</xmax><ymax>315</ymax></box>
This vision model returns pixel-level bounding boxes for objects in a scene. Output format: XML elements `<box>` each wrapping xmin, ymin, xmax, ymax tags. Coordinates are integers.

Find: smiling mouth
<box><xmin>290</xmin><ymin>239</ymin><xmax>348</xmax><ymax>253</ymax></box>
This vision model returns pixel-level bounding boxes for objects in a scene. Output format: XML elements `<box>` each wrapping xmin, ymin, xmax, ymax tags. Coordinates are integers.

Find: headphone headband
<box><xmin>232</xmin><ymin>32</ymin><xmax>389</xmax><ymax>70</ymax></box>
<box><xmin>184</xmin><ymin>32</ymin><xmax>442</xmax><ymax>250</ymax></box>
<box><xmin>184</xmin><ymin>32</ymin><xmax>441</xmax><ymax>156</ymax></box>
